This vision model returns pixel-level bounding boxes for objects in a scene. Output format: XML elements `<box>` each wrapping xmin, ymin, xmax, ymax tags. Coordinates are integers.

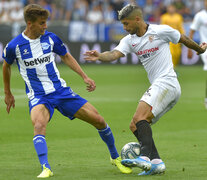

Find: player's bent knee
<box><xmin>129</xmin><ymin>120</ymin><xmax>137</xmax><ymax>132</ymax></box>
<box><xmin>94</xmin><ymin>115</ymin><xmax>106</xmax><ymax>129</ymax></box>
<box><xmin>132</xmin><ymin>116</ymin><xmax>151</xmax><ymax>124</ymax></box>
<box><xmin>33</xmin><ymin>121</ymin><xmax>47</xmax><ymax>134</ymax></box>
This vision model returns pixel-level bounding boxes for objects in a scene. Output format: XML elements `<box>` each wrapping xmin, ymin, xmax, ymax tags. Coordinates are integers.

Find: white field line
<box><xmin>0</xmin><ymin>94</ymin><xmax>135</xmax><ymax>102</ymax></box>
<box><xmin>0</xmin><ymin>88</ymin><xmax>137</xmax><ymax>102</ymax></box>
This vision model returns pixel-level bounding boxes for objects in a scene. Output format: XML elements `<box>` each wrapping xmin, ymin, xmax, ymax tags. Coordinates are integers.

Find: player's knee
<box><xmin>94</xmin><ymin>115</ymin><xmax>106</xmax><ymax>129</ymax></box>
<box><xmin>129</xmin><ymin>120</ymin><xmax>136</xmax><ymax>132</ymax></box>
<box><xmin>33</xmin><ymin>121</ymin><xmax>47</xmax><ymax>133</ymax></box>
<box><xmin>132</xmin><ymin>113</ymin><xmax>152</xmax><ymax>124</ymax></box>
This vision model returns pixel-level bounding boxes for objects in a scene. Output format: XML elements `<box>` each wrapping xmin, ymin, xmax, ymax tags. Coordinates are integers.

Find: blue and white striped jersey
<box><xmin>3</xmin><ymin>31</ymin><xmax>67</xmax><ymax>100</ymax></box>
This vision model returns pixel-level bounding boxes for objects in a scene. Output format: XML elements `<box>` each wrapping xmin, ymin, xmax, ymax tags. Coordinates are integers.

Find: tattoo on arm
<box><xmin>99</xmin><ymin>50</ymin><xmax>124</xmax><ymax>62</ymax></box>
<box><xmin>179</xmin><ymin>34</ymin><xmax>204</xmax><ymax>53</ymax></box>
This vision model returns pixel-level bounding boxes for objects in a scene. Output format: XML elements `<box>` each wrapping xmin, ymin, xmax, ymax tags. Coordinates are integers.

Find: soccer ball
<box><xmin>121</xmin><ymin>142</ymin><xmax>141</xmax><ymax>159</ymax></box>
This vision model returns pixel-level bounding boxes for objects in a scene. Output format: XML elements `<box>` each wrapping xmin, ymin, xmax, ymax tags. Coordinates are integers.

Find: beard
<box><xmin>128</xmin><ymin>26</ymin><xmax>138</xmax><ymax>35</ymax></box>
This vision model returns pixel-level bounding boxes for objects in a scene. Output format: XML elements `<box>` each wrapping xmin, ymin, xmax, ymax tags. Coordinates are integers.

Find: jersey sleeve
<box><xmin>190</xmin><ymin>12</ymin><xmax>201</xmax><ymax>31</ymax></box>
<box><xmin>114</xmin><ymin>36</ymin><xmax>131</xmax><ymax>56</ymax></box>
<box><xmin>50</xmin><ymin>33</ymin><xmax>67</xmax><ymax>56</ymax></box>
<box><xmin>2</xmin><ymin>43</ymin><xmax>16</xmax><ymax>64</ymax></box>
<box><xmin>156</xmin><ymin>25</ymin><xmax>181</xmax><ymax>44</ymax></box>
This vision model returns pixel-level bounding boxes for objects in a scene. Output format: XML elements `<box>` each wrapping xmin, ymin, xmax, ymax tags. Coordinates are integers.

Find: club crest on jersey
<box><xmin>41</xmin><ymin>42</ymin><xmax>50</xmax><ymax>50</ymax></box>
<box><xmin>149</xmin><ymin>35</ymin><xmax>154</xmax><ymax>42</ymax></box>
<box><xmin>23</xmin><ymin>49</ymin><xmax>29</xmax><ymax>55</ymax></box>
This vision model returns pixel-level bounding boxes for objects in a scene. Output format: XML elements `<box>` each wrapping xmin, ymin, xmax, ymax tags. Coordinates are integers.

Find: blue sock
<box><xmin>33</xmin><ymin>135</ymin><xmax>51</xmax><ymax>170</ymax></box>
<box><xmin>98</xmin><ymin>124</ymin><xmax>119</xmax><ymax>159</ymax></box>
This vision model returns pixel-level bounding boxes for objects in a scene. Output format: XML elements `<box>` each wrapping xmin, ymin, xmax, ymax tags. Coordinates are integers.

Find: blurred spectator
<box><xmin>143</xmin><ymin>0</ymin><xmax>155</xmax><ymax>21</ymax></box>
<box><xmin>182</xmin><ymin>6</ymin><xmax>193</xmax><ymax>22</ymax></box>
<box><xmin>160</xmin><ymin>4</ymin><xmax>185</xmax><ymax>68</ymax></box>
<box><xmin>148</xmin><ymin>7</ymin><xmax>160</xmax><ymax>23</ymax></box>
<box><xmin>50</xmin><ymin>0</ymin><xmax>65</xmax><ymax>21</ymax></box>
<box><xmin>172</xmin><ymin>0</ymin><xmax>186</xmax><ymax>15</ymax></box>
<box><xmin>86</xmin><ymin>2</ymin><xmax>103</xmax><ymax>24</ymax></box>
<box><xmin>64</xmin><ymin>0</ymin><xmax>75</xmax><ymax>21</ymax></box>
<box><xmin>37</xmin><ymin>0</ymin><xmax>52</xmax><ymax>20</ymax></box>
<box><xmin>135</xmin><ymin>0</ymin><xmax>146</xmax><ymax>8</ymax></box>
<box><xmin>9</xmin><ymin>1</ymin><xmax>24</xmax><ymax>37</ymax></box>
<box><xmin>70</xmin><ymin>0</ymin><xmax>88</xmax><ymax>21</ymax></box>
<box><xmin>26</xmin><ymin>0</ymin><xmax>36</xmax><ymax>5</ymax></box>
<box><xmin>9</xmin><ymin>1</ymin><xmax>24</xmax><ymax>22</ymax></box>
<box><xmin>0</xmin><ymin>0</ymin><xmax>11</xmax><ymax>23</ymax></box>
<box><xmin>103</xmin><ymin>2</ymin><xmax>116</xmax><ymax>24</ymax></box>
<box><xmin>111</xmin><ymin>0</ymin><xmax>125</xmax><ymax>20</ymax></box>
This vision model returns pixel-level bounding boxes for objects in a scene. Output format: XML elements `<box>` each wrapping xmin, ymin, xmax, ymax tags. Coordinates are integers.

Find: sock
<box><xmin>134</xmin><ymin>129</ymin><xmax>159</xmax><ymax>161</ymax></box>
<box><xmin>98</xmin><ymin>124</ymin><xmax>119</xmax><ymax>159</ymax></box>
<box><xmin>151</xmin><ymin>159</ymin><xmax>163</xmax><ymax>164</ymax></box>
<box><xmin>150</xmin><ymin>139</ymin><xmax>160</xmax><ymax>160</ymax></box>
<box><xmin>135</xmin><ymin>120</ymin><xmax>153</xmax><ymax>158</ymax></box>
<box><xmin>33</xmin><ymin>135</ymin><xmax>51</xmax><ymax>170</ymax></box>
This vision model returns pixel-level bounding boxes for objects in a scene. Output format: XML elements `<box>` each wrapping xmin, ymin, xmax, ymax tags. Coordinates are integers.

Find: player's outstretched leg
<box><xmin>98</xmin><ymin>124</ymin><xmax>132</xmax><ymax>174</ymax></box>
<box><xmin>122</xmin><ymin>120</ymin><xmax>153</xmax><ymax>171</ymax></box>
<box><xmin>138</xmin><ymin>161</ymin><xmax>166</xmax><ymax>175</ymax></box>
<box><xmin>121</xmin><ymin>156</ymin><xmax>151</xmax><ymax>171</ymax></box>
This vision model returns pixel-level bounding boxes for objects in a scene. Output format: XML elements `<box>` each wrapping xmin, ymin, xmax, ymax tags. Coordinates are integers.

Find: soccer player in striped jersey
<box><xmin>84</xmin><ymin>4</ymin><xmax>207</xmax><ymax>176</ymax></box>
<box><xmin>2</xmin><ymin>4</ymin><xmax>132</xmax><ymax>178</ymax></box>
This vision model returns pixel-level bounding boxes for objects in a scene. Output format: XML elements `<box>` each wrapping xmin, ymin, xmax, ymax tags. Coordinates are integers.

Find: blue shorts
<box><xmin>28</xmin><ymin>87</ymin><xmax>88</xmax><ymax>120</ymax></box>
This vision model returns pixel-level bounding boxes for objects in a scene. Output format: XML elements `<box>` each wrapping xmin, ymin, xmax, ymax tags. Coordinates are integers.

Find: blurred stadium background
<box><xmin>0</xmin><ymin>0</ymin><xmax>204</xmax><ymax>65</ymax></box>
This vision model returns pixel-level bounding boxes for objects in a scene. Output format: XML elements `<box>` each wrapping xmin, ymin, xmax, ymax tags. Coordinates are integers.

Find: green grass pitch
<box><xmin>0</xmin><ymin>64</ymin><xmax>207</xmax><ymax>180</ymax></box>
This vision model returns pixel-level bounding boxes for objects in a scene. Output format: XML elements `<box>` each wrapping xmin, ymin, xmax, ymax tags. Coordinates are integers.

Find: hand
<box><xmin>4</xmin><ymin>93</ymin><xmax>15</xmax><ymax>113</ymax></box>
<box><xmin>197</xmin><ymin>42</ymin><xmax>207</xmax><ymax>55</ymax></box>
<box><xmin>187</xmin><ymin>49</ymin><xmax>193</xmax><ymax>59</ymax></box>
<box><xmin>83</xmin><ymin>77</ymin><xmax>96</xmax><ymax>92</ymax></box>
<box><xmin>84</xmin><ymin>50</ymin><xmax>99</xmax><ymax>61</ymax></box>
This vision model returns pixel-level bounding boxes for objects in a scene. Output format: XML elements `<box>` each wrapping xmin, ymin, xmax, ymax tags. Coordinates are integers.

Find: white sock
<box><xmin>140</xmin><ymin>156</ymin><xmax>150</xmax><ymax>162</ymax></box>
<box><xmin>151</xmin><ymin>159</ymin><xmax>163</xmax><ymax>164</ymax></box>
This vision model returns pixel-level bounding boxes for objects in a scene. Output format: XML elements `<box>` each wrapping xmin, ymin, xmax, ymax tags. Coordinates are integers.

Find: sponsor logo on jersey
<box><xmin>136</xmin><ymin>47</ymin><xmax>159</xmax><ymax>56</ymax></box>
<box><xmin>41</xmin><ymin>42</ymin><xmax>50</xmax><ymax>50</ymax></box>
<box><xmin>24</xmin><ymin>55</ymin><xmax>51</xmax><ymax>66</ymax></box>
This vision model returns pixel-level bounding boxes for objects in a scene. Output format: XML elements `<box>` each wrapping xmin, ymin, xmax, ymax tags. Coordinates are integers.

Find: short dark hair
<box><xmin>118</xmin><ymin>4</ymin><xmax>142</xmax><ymax>20</ymax></box>
<box><xmin>24</xmin><ymin>4</ymin><xmax>50</xmax><ymax>22</ymax></box>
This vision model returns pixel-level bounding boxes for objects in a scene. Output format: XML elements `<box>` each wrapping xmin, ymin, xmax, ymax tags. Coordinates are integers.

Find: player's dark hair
<box><xmin>24</xmin><ymin>4</ymin><xmax>50</xmax><ymax>22</ymax></box>
<box><xmin>118</xmin><ymin>4</ymin><xmax>142</xmax><ymax>20</ymax></box>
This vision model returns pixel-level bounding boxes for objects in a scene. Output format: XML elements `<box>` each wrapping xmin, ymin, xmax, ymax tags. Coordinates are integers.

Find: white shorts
<box><xmin>140</xmin><ymin>77</ymin><xmax>181</xmax><ymax>124</ymax></box>
<box><xmin>201</xmin><ymin>50</ymin><xmax>207</xmax><ymax>71</ymax></box>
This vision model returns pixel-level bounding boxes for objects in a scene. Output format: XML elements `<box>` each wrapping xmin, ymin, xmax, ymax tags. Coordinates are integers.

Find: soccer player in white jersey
<box><xmin>2</xmin><ymin>4</ymin><xmax>132</xmax><ymax>178</ymax></box>
<box><xmin>187</xmin><ymin>0</ymin><xmax>207</xmax><ymax>108</ymax></box>
<box><xmin>84</xmin><ymin>4</ymin><xmax>207</xmax><ymax>176</ymax></box>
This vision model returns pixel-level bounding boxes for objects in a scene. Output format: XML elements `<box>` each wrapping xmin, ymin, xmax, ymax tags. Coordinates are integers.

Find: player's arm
<box><xmin>179</xmin><ymin>34</ymin><xmax>207</xmax><ymax>55</ymax></box>
<box><xmin>187</xmin><ymin>29</ymin><xmax>196</xmax><ymax>58</ymax></box>
<box><xmin>84</xmin><ymin>50</ymin><xmax>124</xmax><ymax>62</ymax></box>
<box><xmin>3</xmin><ymin>60</ymin><xmax>15</xmax><ymax>113</ymax></box>
<box><xmin>60</xmin><ymin>52</ymin><xmax>96</xmax><ymax>92</ymax></box>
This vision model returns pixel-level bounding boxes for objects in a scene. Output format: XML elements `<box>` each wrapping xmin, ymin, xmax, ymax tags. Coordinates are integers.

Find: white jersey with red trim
<box><xmin>114</xmin><ymin>24</ymin><xmax>181</xmax><ymax>84</ymax></box>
